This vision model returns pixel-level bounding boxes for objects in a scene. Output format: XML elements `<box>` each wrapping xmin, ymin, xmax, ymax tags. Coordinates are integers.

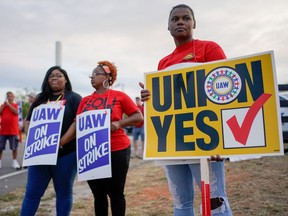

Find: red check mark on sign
<box><xmin>226</xmin><ymin>93</ymin><xmax>272</xmax><ymax>145</ymax></box>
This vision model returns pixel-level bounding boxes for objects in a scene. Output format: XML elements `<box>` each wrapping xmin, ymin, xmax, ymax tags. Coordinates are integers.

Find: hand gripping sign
<box><xmin>76</xmin><ymin>109</ymin><xmax>111</xmax><ymax>182</ymax></box>
<box><xmin>22</xmin><ymin>103</ymin><xmax>65</xmax><ymax>166</ymax></box>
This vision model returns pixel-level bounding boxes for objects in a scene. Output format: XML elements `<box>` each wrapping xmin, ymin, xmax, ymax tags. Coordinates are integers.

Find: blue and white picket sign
<box><xmin>76</xmin><ymin>109</ymin><xmax>111</xmax><ymax>182</ymax></box>
<box><xmin>22</xmin><ymin>103</ymin><xmax>65</xmax><ymax>166</ymax></box>
<box><xmin>17</xmin><ymin>100</ymin><xmax>23</xmax><ymax>128</ymax></box>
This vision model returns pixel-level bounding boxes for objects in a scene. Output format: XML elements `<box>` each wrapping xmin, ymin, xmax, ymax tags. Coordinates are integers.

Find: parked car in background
<box><xmin>279</xmin><ymin>92</ymin><xmax>288</xmax><ymax>143</ymax></box>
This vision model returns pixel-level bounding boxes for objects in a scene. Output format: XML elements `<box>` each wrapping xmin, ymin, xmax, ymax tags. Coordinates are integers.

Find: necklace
<box><xmin>81</xmin><ymin>89</ymin><xmax>111</xmax><ymax>112</ymax></box>
<box><xmin>47</xmin><ymin>92</ymin><xmax>64</xmax><ymax>103</ymax></box>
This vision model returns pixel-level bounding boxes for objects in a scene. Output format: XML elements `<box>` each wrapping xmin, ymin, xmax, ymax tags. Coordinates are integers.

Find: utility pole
<box><xmin>55</xmin><ymin>41</ymin><xmax>62</xmax><ymax>66</ymax></box>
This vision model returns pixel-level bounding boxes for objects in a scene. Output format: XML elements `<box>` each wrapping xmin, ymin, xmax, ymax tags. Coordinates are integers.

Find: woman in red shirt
<box><xmin>77</xmin><ymin>60</ymin><xmax>143</xmax><ymax>216</ymax></box>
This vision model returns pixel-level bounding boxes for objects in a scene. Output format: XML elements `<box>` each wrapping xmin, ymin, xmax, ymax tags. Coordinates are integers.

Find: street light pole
<box><xmin>55</xmin><ymin>41</ymin><xmax>62</xmax><ymax>66</ymax></box>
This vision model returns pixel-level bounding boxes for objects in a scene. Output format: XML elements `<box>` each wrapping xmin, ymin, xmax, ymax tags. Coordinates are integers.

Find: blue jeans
<box><xmin>164</xmin><ymin>161</ymin><xmax>232</xmax><ymax>216</ymax></box>
<box><xmin>20</xmin><ymin>152</ymin><xmax>77</xmax><ymax>216</ymax></box>
<box><xmin>132</xmin><ymin>126</ymin><xmax>144</xmax><ymax>141</ymax></box>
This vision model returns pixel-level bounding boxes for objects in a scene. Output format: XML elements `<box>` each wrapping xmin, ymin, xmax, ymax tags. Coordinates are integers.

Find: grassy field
<box><xmin>0</xmin><ymin>151</ymin><xmax>287</xmax><ymax>216</ymax></box>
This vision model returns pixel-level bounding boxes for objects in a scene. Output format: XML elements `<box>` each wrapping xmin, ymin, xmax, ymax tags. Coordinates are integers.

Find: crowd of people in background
<box><xmin>131</xmin><ymin>96</ymin><xmax>144</xmax><ymax>159</ymax></box>
<box><xmin>0</xmin><ymin>4</ymin><xmax>234</xmax><ymax>216</ymax></box>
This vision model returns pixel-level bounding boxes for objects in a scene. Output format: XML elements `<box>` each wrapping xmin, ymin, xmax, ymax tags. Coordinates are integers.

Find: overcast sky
<box><xmin>0</xmin><ymin>0</ymin><xmax>287</xmax><ymax>103</ymax></box>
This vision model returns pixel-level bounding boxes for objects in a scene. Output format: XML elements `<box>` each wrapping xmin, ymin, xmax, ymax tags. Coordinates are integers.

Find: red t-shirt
<box><xmin>158</xmin><ymin>39</ymin><xmax>226</xmax><ymax>70</ymax></box>
<box><xmin>0</xmin><ymin>103</ymin><xmax>19</xmax><ymax>135</ymax></box>
<box><xmin>77</xmin><ymin>89</ymin><xmax>139</xmax><ymax>151</ymax></box>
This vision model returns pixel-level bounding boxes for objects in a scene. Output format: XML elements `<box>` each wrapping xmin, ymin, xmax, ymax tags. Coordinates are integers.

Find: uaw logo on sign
<box><xmin>76</xmin><ymin>109</ymin><xmax>111</xmax><ymax>181</ymax></box>
<box><xmin>143</xmin><ymin>51</ymin><xmax>283</xmax><ymax>160</ymax></box>
<box><xmin>205</xmin><ymin>67</ymin><xmax>241</xmax><ymax>104</ymax></box>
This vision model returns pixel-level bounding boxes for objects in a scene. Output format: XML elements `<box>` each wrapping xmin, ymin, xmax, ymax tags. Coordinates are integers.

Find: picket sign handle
<box><xmin>200</xmin><ymin>158</ymin><xmax>211</xmax><ymax>216</ymax></box>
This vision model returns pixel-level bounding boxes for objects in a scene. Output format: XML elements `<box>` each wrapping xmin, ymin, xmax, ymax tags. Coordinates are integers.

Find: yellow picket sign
<box><xmin>144</xmin><ymin>51</ymin><xmax>283</xmax><ymax>160</ymax></box>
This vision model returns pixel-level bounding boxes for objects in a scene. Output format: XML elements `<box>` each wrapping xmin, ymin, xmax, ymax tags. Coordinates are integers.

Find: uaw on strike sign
<box><xmin>144</xmin><ymin>51</ymin><xmax>284</xmax><ymax>160</ymax></box>
<box><xmin>23</xmin><ymin>104</ymin><xmax>65</xmax><ymax>166</ymax></box>
<box><xmin>76</xmin><ymin>109</ymin><xmax>111</xmax><ymax>181</ymax></box>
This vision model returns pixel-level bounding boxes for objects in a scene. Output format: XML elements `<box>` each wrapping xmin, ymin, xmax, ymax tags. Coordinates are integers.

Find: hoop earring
<box><xmin>103</xmin><ymin>79</ymin><xmax>110</xmax><ymax>89</ymax></box>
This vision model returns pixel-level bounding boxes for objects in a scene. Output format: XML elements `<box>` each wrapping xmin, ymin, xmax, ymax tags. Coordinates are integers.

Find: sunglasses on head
<box><xmin>99</xmin><ymin>64</ymin><xmax>111</xmax><ymax>74</ymax></box>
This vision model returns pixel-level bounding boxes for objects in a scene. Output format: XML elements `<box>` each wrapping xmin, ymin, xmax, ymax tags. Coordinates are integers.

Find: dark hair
<box><xmin>6</xmin><ymin>91</ymin><xmax>14</xmax><ymax>96</ymax></box>
<box><xmin>34</xmin><ymin>66</ymin><xmax>72</xmax><ymax>106</ymax></box>
<box><xmin>169</xmin><ymin>4</ymin><xmax>195</xmax><ymax>21</ymax></box>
